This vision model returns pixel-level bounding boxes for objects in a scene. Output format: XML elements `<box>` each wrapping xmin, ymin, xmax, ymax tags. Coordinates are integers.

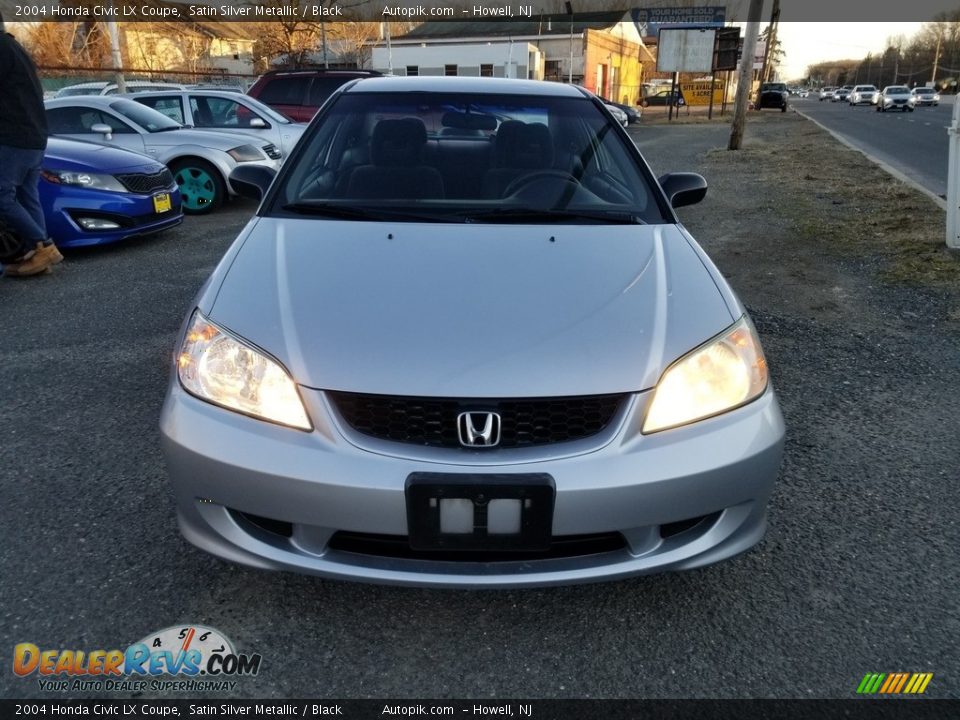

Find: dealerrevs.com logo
<box><xmin>13</xmin><ymin>625</ymin><xmax>262</xmax><ymax>693</ymax></box>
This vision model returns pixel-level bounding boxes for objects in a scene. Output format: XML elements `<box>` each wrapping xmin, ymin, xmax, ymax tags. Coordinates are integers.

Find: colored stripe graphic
<box><xmin>858</xmin><ymin>673</ymin><xmax>933</xmax><ymax>694</ymax></box>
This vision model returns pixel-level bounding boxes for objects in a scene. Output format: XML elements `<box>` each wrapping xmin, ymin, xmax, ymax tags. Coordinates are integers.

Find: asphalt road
<box><xmin>1</xmin><ymin>120</ymin><xmax>957</xmax><ymax>702</ymax></box>
<box><xmin>792</xmin><ymin>95</ymin><xmax>953</xmax><ymax>199</ymax></box>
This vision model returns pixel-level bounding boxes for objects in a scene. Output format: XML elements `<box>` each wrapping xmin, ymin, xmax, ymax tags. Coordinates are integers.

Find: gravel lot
<box><xmin>1</xmin><ymin>112</ymin><xmax>957</xmax><ymax>700</ymax></box>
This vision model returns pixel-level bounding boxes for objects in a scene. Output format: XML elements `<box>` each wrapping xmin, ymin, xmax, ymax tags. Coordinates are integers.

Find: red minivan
<box><xmin>246</xmin><ymin>69</ymin><xmax>382</xmax><ymax>122</ymax></box>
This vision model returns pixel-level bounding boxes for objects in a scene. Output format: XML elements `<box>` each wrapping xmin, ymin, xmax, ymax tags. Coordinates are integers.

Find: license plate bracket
<box><xmin>406</xmin><ymin>473</ymin><xmax>555</xmax><ymax>552</ymax></box>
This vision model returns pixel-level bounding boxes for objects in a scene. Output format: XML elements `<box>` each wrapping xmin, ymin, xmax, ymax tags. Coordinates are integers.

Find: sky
<box><xmin>776</xmin><ymin>22</ymin><xmax>926</xmax><ymax>80</ymax></box>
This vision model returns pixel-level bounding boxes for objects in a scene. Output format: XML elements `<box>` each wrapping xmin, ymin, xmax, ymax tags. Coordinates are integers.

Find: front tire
<box><xmin>170</xmin><ymin>158</ymin><xmax>226</xmax><ymax>215</ymax></box>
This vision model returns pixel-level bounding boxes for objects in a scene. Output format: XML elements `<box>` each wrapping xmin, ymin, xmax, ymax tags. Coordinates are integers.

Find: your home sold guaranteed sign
<box><xmin>12</xmin><ymin>626</ymin><xmax>262</xmax><ymax>693</ymax></box>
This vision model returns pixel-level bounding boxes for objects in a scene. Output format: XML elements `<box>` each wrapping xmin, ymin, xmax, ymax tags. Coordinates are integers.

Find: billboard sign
<box><xmin>631</xmin><ymin>6</ymin><xmax>726</xmax><ymax>38</ymax></box>
<box><xmin>657</xmin><ymin>28</ymin><xmax>717</xmax><ymax>74</ymax></box>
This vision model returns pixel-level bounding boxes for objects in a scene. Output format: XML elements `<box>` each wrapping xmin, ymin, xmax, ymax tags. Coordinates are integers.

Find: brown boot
<box><xmin>36</xmin><ymin>241</ymin><xmax>64</xmax><ymax>265</ymax></box>
<box><xmin>3</xmin><ymin>249</ymin><xmax>53</xmax><ymax>277</ymax></box>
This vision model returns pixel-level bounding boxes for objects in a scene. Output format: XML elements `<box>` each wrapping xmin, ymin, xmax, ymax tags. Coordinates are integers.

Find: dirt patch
<box><xmin>660</xmin><ymin>111</ymin><xmax>960</xmax><ymax>333</ymax></box>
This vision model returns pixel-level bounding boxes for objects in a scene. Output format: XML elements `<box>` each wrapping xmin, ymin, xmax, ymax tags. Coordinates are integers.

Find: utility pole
<box><xmin>566</xmin><ymin>1</ymin><xmax>574</xmax><ymax>84</ymax></box>
<box><xmin>321</xmin><ymin>21</ymin><xmax>329</xmax><ymax>68</ymax></box>
<box><xmin>728</xmin><ymin>0</ymin><xmax>763</xmax><ymax>150</ymax></box>
<box><xmin>107</xmin><ymin>20</ymin><xmax>125</xmax><ymax>94</ymax></box>
<box><xmin>932</xmin><ymin>29</ymin><xmax>943</xmax><ymax>85</ymax></box>
<box><xmin>756</xmin><ymin>0</ymin><xmax>780</xmax><ymax>95</ymax></box>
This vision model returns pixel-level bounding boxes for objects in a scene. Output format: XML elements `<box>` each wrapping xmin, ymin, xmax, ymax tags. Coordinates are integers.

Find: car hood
<box><xmin>207</xmin><ymin>220</ymin><xmax>736</xmax><ymax>397</ymax></box>
<box><xmin>44</xmin><ymin>137</ymin><xmax>163</xmax><ymax>173</ymax></box>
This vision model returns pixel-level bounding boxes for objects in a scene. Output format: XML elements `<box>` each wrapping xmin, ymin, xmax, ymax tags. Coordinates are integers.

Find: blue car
<box><xmin>40</xmin><ymin>137</ymin><xmax>183</xmax><ymax>248</ymax></box>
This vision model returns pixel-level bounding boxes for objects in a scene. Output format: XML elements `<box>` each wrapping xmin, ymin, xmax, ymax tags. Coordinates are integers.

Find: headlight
<box><xmin>227</xmin><ymin>144</ymin><xmax>265</xmax><ymax>163</ymax></box>
<box><xmin>41</xmin><ymin>169</ymin><xmax>127</xmax><ymax>192</ymax></box>
<box><xmin>642</xmin><ymin>317</ymin><xmax>768</xmax><ymax>434</ymax></box>
<box><xmin>177</xmin><ymin>312</ymin><xmax>311</xmax><ymax>430</ymax></box>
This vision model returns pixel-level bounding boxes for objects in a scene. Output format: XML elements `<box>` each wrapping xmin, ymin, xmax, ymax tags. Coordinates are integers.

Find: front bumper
<box><xmin>160</xmin><ymin>383</ymin><xmax>785</xmax><ymax>588</ymax></box>
<box><xmin>40</xmin><ymin>184</ymin><xmax>183</xmax><ymax>248</ymax></box>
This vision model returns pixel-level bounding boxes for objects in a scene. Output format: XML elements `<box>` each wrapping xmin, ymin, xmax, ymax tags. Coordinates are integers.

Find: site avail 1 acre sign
<box><xmin>657</xmin><ymin>28</ymin><xmax>717</xmax><ymax>74</ymax></box>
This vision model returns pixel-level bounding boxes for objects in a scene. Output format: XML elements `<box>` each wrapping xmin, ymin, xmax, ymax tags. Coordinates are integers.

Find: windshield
<box><xmin>885</xmin><ymin>87</ymin><xmax>910</xmax><ymax>94</ymax></box>
<box><xmin>269</xmin><ymin>91</ymin><xmax>667</xmax><ymax>224</ymax></box>
<box><xmin>109</xmin><ymin>99</ymin><xmax>182</xmax><ymax>132</ymax></box>
<box><xmin>915</xmin><ymin>88</ymin><xmax>934</xmax><ymax>94</ymax></box>
<box><xmin>763</xmin><ymin>84</ymin><xmax>787</xmax><ymax>91</ymax></box>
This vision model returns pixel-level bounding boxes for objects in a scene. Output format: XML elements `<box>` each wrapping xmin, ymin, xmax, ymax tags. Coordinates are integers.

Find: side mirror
<box><xmin>658</xmin><ymin>172</ymin><xmax>707</xmax><ymax>209</ymax></box>
<box><xmin>90</xmin><ymin>123</ymin><xmax>113</xmax><ymax>140</ymax></box>
<box><xmin>229</xmin><ymin>165</ymin><xmax>276</xmax><ymax>201</ymax></box>
<box><xmin>248</xmin><ymin>117</ymin><xmax>268</xmax><ymax>129</ymax></box>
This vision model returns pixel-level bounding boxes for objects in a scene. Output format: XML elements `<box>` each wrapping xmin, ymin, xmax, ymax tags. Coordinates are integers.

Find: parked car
<box><xmin>911</xmin><ymin>87</ymin><xmax>940</xmax><ymax>106</ymax></box>
<box><xmin>877</xmin><ymin>86</ymin><xmax>916</xmax><ymax>112</ymax></box>
<box><xmin>757</xmin><ymin>82</ymin><xmax>788</xmax><ymax>112</ymax></box>
<box><xmin>599</xmin><ymin>97</ymin><xmax>642</xmax><ymax>124</ymax></box>
<box><xmin>160</xmin><ymin>76</ymin><xmax>785</xmax><ymax>588</ymax></box>
<box><xmin>640</xmin><ymin>88</ymin><xmax>685</xmax><ymax>107</ymax></box>
<box><xmin>45</xmin><ymin>97</ymin><xmax>281</xmax><ymax>213</ymax></box>
<box><xmin>819</xmin><ymin>87</ymin><xmax>836</xmax><ymax>101</ymax></box>
<box><xmin>604</xmin><ymin>103</ymin><xmax>629</xmax><ymax>127</ymax></box>
<box><xmin>128</xmin><ymin>90</ymin><xmax>308</xmax><ymax>160</ymax></box>
<box><xmin>55</xmin><ymin>80</ymin><xmax>188</xmax><ymax>98</ymax></box>
<box><xmin>40</xmin><ymin>137</ymin><xmax>183</xmax><ymax>248</ymax></box>
<box><xmin>848</xmin><ymin>85</ymin><xmax>878</xmax><ymax>105</ymax></box>
<box><xmin>246</xmin><ymin>69</ymin><xmax>382</xmax><ymax>122</ymax></box>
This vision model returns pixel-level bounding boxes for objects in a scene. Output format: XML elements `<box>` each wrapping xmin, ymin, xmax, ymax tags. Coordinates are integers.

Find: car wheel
<box><xmin>640</xmin><ymin>100</ymin><xmax>649</xmax><ymax>108</ymax></box>
<box><xmin>170</xmin><ymin>158</ymin><xmax>226</xmax><ymax>215</ymax></box>
<box><xmin>908</xmin><ymin>107</ymin><xmax>914</xmax><ymax>112</ymax></box>
<box><xmin>781</xmin><ymin>104</ymin><xmax>787</xmax><ymax>112</ymax></box>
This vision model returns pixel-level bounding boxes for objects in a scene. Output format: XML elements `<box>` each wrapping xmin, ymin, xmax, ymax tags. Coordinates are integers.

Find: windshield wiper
<box><xmin>462</xmin><ymin>208</ymin><xmax>645</xmax><ymax>224</ymax></box>
<box><xmin>281</xmin><ymin>203</ymin><xmax>450</xmax><ymax>222</ymax></box>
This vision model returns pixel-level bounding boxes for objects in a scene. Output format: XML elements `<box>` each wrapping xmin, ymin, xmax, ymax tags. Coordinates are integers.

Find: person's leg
<box><xmin>0</xmin><ymin>145</ymin><xmax>46</xmax><ymax>255</ymax></box>
<box><xmin>16</xmin><ymin>152</ymin><xmax>47</xmax><ymax>239</ymax></box>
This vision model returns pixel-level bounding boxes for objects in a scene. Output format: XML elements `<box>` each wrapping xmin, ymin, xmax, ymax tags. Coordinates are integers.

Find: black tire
<box><xmin>169</xmin><ymin>158</ymin><xmax>226</xmax><ymax>215</ymax></box>
<box><xmin>781</xmin><ymin>104</ymin><xmax>787</xmax><ymax>112</ymax></box>
<box><xmin>908</xmin><ymin>107</ymin><xmax>914</xmax><ymax>112</ymax></box>
<box><xmin>640</xmin><ymin>99</ymin><xmax>649</xmax><ymax>108</ymax></box>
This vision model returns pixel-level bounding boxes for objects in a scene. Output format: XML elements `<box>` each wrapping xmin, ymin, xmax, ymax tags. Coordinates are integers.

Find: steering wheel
<box><xmin>504</xmin><ymin>170</ymin><xmax>580</xmax><ymax>197</ymax></box>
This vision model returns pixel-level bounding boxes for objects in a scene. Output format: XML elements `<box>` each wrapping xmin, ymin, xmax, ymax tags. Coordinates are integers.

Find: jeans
<box><xmin>0</xmin><ymin>144</ymin><xmax>47</xmax><ymax>257</ymax></box>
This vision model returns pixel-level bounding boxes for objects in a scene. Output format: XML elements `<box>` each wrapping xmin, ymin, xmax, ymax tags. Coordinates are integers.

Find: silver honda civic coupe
<box><xmin>160</xmin><ymin>77</ymin><xmax>785</xmax><ymax>588</ymax></box>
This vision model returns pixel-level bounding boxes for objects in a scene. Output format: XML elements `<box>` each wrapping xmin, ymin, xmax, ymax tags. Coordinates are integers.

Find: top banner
<box><xmin>3</xmin><ymin>0</ymin><xmax>960</xmax><ymax>22</ymax></box>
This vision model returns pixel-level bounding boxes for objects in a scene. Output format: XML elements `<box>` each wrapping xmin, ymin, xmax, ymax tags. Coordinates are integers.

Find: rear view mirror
<box><xmin>658</xmin><ymin>172</ymin><xmax>707</xmax><ymax>209</ymax></box>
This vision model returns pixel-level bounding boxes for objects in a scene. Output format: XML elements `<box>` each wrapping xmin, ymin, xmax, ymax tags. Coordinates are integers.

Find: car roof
<box><xmin>342</xmin><ymin>76</ymin><xmax>588</xmax><ymax>98</ymax></box>
<box><xmin>47</xmin><ymin>96</ymin><xmax>124</xmax><ymax>107</ymax></box>
<box><xmin>127</xmin><ymin>89</ymin><xmax>254</xmax><ymax>99</ymax></box>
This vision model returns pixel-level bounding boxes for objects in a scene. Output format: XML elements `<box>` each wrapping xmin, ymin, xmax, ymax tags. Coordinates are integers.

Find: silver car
<box><xmin>877</xmin><ymin>86</ymin><xmax>916</xmax><ymax>112</ymax></box>
<box><xmin>911</xmin><ymin>87</ymin><xmax>940</xmax><ymax>106</ymax></box>
<box><xmin>45</xmin><ymin>97</ymin><xmax>281</xmax><ymax>213</ymax></box>
<box><xmin>848</xmin><ymin>85</ymin><xmax>877</xmax><ymax>106</ymax></box>
<box><xmin>160</xmin><ymin>77</ymin><xmax>785</xmax><ymax>588</ymax></box>
<box><xmin>127</xmin><ymin>90</ymin><xmax>308</xmax><ymax>160</ymax></box>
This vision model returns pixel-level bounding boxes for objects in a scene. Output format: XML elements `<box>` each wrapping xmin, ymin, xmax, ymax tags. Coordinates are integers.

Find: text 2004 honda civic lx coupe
<box><xmin>160</xmin><ymin>77</ymin><xmax>785</xmax><ymax>588</ymax></box>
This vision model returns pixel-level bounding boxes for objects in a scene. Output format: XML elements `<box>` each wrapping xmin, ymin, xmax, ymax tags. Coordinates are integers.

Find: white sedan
<box><xmin>127</xmin><ymin>90</ymin><xmax>308</xmax><ymax>161</ymax></box>
<box><xmin>45</xmin><ymin>96</ymin><xmax>281</xmax><ymax>213</ymax></box>
<box><xmin>876</xmin><ymin>86</ymin><xmax>916</xmax><ymax>113</ymax></box>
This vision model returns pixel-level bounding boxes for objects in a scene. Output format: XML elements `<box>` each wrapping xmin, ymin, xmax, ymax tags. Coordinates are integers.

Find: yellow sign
<box><xmin>679</xmin><ymin>80</ymin><xmax>724</xmax><ymax>106</ymax></box>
